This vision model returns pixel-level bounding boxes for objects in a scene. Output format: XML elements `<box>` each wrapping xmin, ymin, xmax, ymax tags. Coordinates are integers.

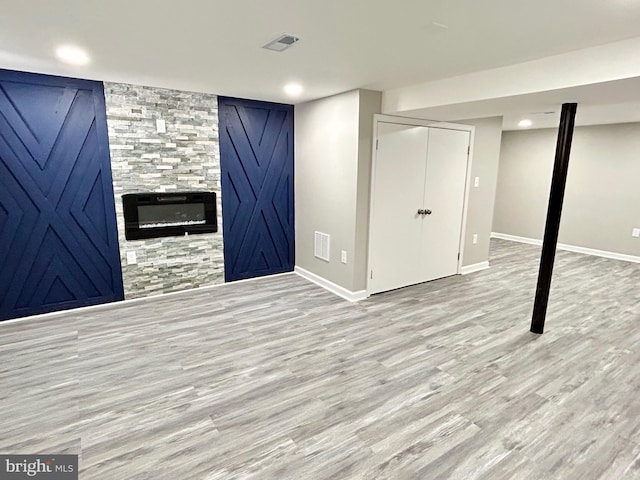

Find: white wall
<box><xmin>494</xmin><ymin>123</ymin><xmax>640</xmax><ymax>257</ymax></box>
<box><xmin>382</xmin><ymin>37</ymin><xmax>640</xmax><ymax>116</ymax></box>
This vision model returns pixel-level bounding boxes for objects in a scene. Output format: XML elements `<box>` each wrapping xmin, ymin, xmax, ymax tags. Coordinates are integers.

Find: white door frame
<box><xmin>366</xmin><ymin>114</ymin><xmax>475</xmax><ymax>296</ymax></box>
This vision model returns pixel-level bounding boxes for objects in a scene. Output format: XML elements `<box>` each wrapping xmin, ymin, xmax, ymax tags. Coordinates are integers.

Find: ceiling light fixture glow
<box><xmin>431</xmin><ymin>21</ymin><xmax>450</xmax><ymax>29</ymax></box>
<box><xmin>284</xmin><ymin>83</ymin><xmax>303</xmax><ymax>97</ymax></box>
<box><xmin>55</xmin><ymin>45</ymin><xmax>90</xmax><ymax>65</ymax></box>
<box><xmin>518</xmin><ymin>119</ymin><xmax>533</xmax><ymax>128</ymax></box>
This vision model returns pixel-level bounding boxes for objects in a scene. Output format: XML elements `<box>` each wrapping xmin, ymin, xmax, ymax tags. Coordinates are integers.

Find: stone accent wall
<box><xmin>104</xmin><ymin>82</ymin><xmax>224</xmax><ymax>298</ymax></box>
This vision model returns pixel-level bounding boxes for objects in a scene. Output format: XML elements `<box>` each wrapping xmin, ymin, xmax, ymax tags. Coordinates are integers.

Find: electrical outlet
<box><xmin>156</xmin><ymin>119</ymin><xmax>166</xmax><ymax>133</ymax></box>
<box><xmin>632</xmin><ymin>228</ymin><xmax>640</xmax><ymax>238</ymax></box>
<box><xmin>474</xmin><ymin>176</ymin><xmax>480</xmax><ymax>188</ymax></box>
<box><xmin>341</xmin><ymin>250</ymin><xmax>347</xmax><ymax>264</ymax></box>
<box><xmin>126</xmin><ymin>251</ymin><xmax>137</xmax><ymax>265</ymax></box>
<box><xmin>472</xmin><ymin>234</ymin><xmax>478</xmax><ymax>244</ymax></box>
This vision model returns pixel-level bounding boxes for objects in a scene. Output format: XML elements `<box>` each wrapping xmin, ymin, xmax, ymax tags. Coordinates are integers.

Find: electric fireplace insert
<box><xmin>122</xmin><ymin>192</ymin><xmax>217</xmax><ymax>240</ymax></box>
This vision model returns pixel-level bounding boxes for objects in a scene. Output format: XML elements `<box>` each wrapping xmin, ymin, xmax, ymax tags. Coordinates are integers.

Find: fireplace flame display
<box><xmin>122</xmin><ymin>192</ymin><xmax>217</xmax><ymax>240</ymax></box>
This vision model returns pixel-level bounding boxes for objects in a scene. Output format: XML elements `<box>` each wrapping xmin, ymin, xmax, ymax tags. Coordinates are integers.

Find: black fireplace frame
<box><xmin>122</xmin><ymin>191</ymin><xmax>218</xmax><ymax>240</ymax></box>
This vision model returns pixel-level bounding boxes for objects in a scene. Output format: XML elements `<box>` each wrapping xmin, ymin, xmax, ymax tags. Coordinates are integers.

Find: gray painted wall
<box><xmin>295</xmin><ymin>90</ymin><xmax>360</xmax><ymax>291</ymax></box>
<box><xmin>457</xmin><ymin>117</ymin><xmax>503</xmax><ymax>267</ymax></box>
<box><xmin>494</xmin><ymin>123</ymin><xmax>640</xmax><ymax>257</ymax></box>
<box><xmin>295</xmin><ymin>89</ymin><xmax>381</xmax><ymax>292</ymax></box>
<box><xmin>354</xmin><ymin>90</ymin><xmax>383</xmax><ymax>290</ymax></box>
<box><xmin>104</xmin><ymin>82</ymin><xmax>224</xmax><ymax>298</ymax></box>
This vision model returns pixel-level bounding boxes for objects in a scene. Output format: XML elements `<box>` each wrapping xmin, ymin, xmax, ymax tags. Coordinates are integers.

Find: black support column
<box><xmin>530</xmin><ymin>103</ymin><xmax>578</xmax><ymax>334</ymax></box>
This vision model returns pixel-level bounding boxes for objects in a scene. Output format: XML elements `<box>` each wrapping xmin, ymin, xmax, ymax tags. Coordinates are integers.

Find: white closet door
<box><xmin>369</xmin><ymin>122</ymin><xmax>429</xmax><ymax>294</ymax></box>
<box><xmin>422</xmin><ymin>127</ymin><xmax>470</xmax><ymax>281</ymax></box>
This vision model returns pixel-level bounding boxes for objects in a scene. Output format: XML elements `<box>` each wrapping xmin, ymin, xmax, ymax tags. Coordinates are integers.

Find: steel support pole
<box><xmin>530</xmin><ymin>103</ymin><xmax>578</xmax><ymax>334</ymax></box>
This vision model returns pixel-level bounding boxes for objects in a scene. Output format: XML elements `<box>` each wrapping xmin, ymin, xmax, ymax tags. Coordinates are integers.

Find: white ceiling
<box><xmin>400</xmin><ymin>77</ymin><xmax>640</xmax><ymax>130</ymax></box>
<box><xmin>3</xmin><ymin>0</ymin><xmax>640</xmax><ymax>107</ymax></box>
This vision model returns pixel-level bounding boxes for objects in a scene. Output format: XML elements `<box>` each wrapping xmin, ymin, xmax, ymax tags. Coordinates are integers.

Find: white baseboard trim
<box><xmin>491</xmin><ymin>232</ymin><xmax>542</xmax><ymax>246</ymax></box>
<box><xmin>0</xmin><ymin>271</ymin><xmax>297</xmax><ymax>326</ymax></box>
<box><xmin>294</xmin><ymin>266</ymin><xmax>368</xmax><ymax>302</ymax></box>
<box><xmin>556</xmin><ymin>243</ymin><xmax>640</xmax><ymax>264</ymax></box>
<box><xmin>460</xmin><ymin>261</ymin><xmax>490</xmax><ymax>275</ymax></box>
<box><xmin>491</xmin><ymin>232</ymin><xmax>640</xmax><ymax>264</ymax></box>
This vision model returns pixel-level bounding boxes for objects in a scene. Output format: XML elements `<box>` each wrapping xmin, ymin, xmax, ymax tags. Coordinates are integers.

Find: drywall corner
<box><xmin>294</xmin><ymin>90</ymin><xmax>360</xmax><ymax>291</ymax></box>
<box><xmin>455</xmin><ymin>116</ymin><xmax>503</xmax><ymax>267</ymax></box>
<box><xmin>353</xmin><ymin>89</ymin><xmax>382</xmax><ymax>291</ymax></box>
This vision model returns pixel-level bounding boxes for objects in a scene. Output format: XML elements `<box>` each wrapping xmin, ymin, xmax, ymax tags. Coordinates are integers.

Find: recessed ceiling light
<box><xmin>431</xmin><ymin>21</ymin><xmax>450</xmax><ymax>29</ymax></box>
<box><xmin>284</xmin><ymin>83</ymin><xmax>303</xmax><ymax>97</ymax></box>
<box><xmin>55</xmin><ymin>45</ymin><xmax>90</xmax><ymax>65</ymax></box>
<box><xmin>518</xmin><ymin>119</ymin><xmax>533</xmax><ymax>128</ymax></box>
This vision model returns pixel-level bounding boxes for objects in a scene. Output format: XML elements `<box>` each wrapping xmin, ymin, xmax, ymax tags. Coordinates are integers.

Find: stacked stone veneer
<box><xmin>104</xmin><ymin>82</ymin><xmax>224</xmax><ymax>299</ymax></box>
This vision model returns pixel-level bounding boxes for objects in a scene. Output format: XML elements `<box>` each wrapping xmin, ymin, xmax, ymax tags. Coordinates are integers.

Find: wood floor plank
<box><xmin>1</xmin><ymin>239</ymin><xmax>640</xmax><ymax>478</ymax></box>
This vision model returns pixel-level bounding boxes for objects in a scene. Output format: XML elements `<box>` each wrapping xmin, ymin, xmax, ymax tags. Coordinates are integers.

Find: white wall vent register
<box><xmin>314</xmin><ymin>231</ymin><xmax>330</xmax><ymax>262</ymax></box>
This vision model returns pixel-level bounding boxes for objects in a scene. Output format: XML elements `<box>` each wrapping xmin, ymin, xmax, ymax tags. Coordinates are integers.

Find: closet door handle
<box><xmin>417</xmin><ymin>209</ymin><xmax>425</xmax><ymax>215</ymax></box>
<box><xmin>425</xmin><ymin>209</ymin><xmax>432</xmax><ymax>215</ymax></box>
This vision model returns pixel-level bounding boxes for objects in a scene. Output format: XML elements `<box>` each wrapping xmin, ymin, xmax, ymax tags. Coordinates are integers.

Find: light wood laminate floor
<box><xmin>1</xmin><ymin>239</ymin><xmax>640</xmax><ymax>479</ymax></box>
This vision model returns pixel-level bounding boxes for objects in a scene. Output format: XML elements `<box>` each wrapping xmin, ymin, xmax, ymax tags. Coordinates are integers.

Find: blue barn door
<box><xmin>218</xmin><ymin>97</ymin><xmax>294</xmax><ymax>282</ymax></box>
<box><xmin>0</xmin><ymin>70</ymin><xmax>124</xmax><ymax>321</ymax></box>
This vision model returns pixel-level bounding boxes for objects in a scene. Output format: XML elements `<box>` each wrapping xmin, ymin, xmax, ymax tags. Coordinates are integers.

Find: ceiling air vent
<box><xmin>262</xmin><ymin>34</ymin><xmax>300</xmax><ymax>52</ymax></box>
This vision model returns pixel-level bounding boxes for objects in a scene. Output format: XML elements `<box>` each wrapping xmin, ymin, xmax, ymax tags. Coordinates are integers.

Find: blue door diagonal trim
<box><xmin>0</xmin><ymin>69</ymin><xmax>123</xmax><ymax>321</ymax></box>
<box><xmin>218</xmin><ymin>97</ymin><xmax>294</xmax><ymax>282</ymax></box>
